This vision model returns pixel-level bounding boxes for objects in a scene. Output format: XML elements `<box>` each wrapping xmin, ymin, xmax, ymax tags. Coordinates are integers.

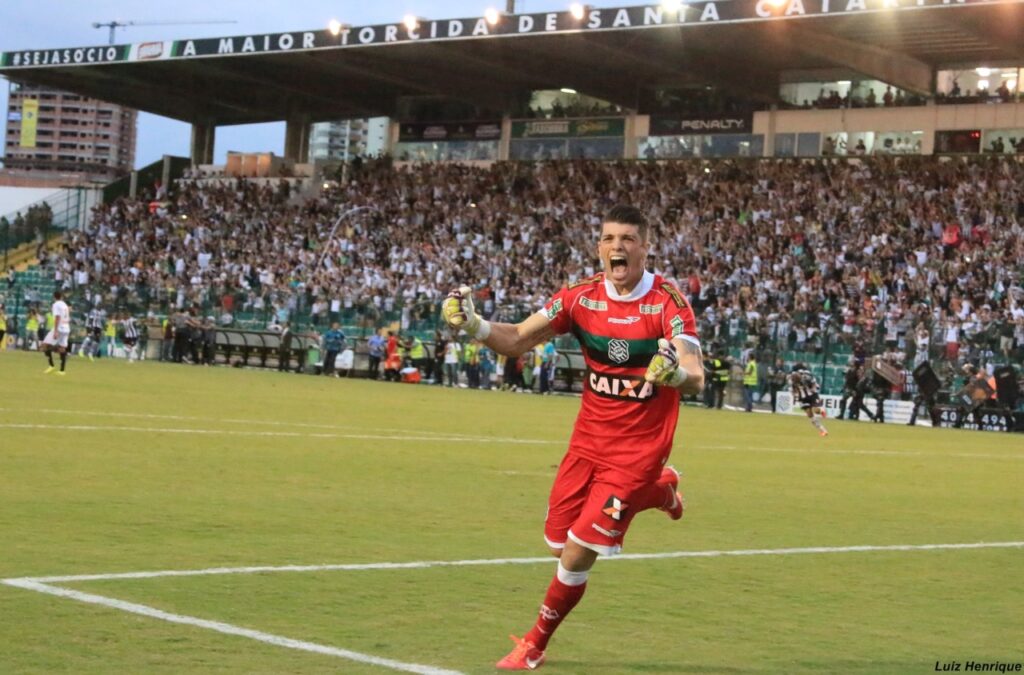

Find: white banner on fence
<box><xmin>775</xmin><ymin>393</ymin><xmax>923</xmax><ymax>426</ymax></box>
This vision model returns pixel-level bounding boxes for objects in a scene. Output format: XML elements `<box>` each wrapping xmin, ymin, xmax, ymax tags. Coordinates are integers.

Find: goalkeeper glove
<box><xmin>441</xmin><ymin>286</ymin><xmax>491</xmax><ymax>339</ymax></box>
<box><xmin>645</xmin><ymin>338</ymin><xmax>688</xmax><ymax>388</ymax></box>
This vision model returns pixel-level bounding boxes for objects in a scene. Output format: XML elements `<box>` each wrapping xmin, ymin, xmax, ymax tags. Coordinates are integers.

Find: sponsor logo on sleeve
<box><xmin>568</xmin><ymin>274</ymin><xmax>602</xmax><ymax>290</ymax></box>
<box><xmin>670</xmin><ymin>315</ymin><xmax>686</xmax><ymax>338</ymax></box>
<box><xmin>544</xmin><ymin>298</ymin><xmax>563</xmax><ymax>321</ymax></box>
<box><xmin>660</xmin><ymin>282</ymin><xmax>688</xmax><ymax>309</ymax></box>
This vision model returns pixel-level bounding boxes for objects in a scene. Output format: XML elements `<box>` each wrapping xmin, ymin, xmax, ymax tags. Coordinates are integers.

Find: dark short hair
<box><xmin>53</xmin><ymin>291</ymin><xmax>63</xmax><ymax>300</ymax></box>
<box><xmin>603</xmin><ymin>204</ymin><xmax>648</xmax><ymax>242</ymax></box>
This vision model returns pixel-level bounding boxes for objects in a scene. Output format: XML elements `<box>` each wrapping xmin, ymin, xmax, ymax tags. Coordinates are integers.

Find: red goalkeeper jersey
<box><xmin>541</xmin><ymin>270</ymin><xmax>700</xmax><ymax>481</ymax></box>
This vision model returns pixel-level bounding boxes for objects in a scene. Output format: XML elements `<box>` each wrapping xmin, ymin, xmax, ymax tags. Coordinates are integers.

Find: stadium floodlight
<box><xmin>977</xmin><ymin>79</ymin><xmax>989</xmax><ymax>90</ymax></box>
<box><xmin>569</xmin><ymin>3</ymin><xmax>586</xmax><ymax>20</ymax></box>
<box><xmin>484</xmin><ymin>7</ymin><xmax>501</xmax><ymax>24</ymax></box>
<box><xmin>403</xmin><ymin>14</ymin><xmax>419</xmax><ymax>30</ymax></box>
<box><xmin>1008</xmin><ymin>79</ymin><xmax>1018</xmax><ymax>92</ymax></box>
<box><xmin>975</xmin><ymin>67</ymin><xmax>991</xmax><ymax>77</ymax></box>
<box><xmin>560</xmin><ymin>87</ymin><xmax>577</xmax><ymax>94</ymax></box>
<box><xmin>327</xmin><ymin>19</ymin><xmax>344</xmax><ymax>36</ymax></box>
<box><xmin>661</xmin><ymin>0</ymin><xmax>683</xmax><ymax>11</ymax></box>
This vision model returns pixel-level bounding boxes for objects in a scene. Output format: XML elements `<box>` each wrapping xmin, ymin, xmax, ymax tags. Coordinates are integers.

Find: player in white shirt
<box><xmin>788</xmin><ymin>363</ymin><xmax>829</xmax><ymax>437</ymax></box>
<box><xmin>120</xmin><ymin>313</ymin><xmax>141</xmax><ymax>363</ymax></box>
<box><xmin>42</xmin><ymin>291</ymin><xmax>71</xmax><ymax>375</ymax></box>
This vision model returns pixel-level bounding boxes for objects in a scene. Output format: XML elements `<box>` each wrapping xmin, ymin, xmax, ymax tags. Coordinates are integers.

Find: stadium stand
<box><xmin>2</xmin><ymin>156</ymin><xmax>1021</xmax><ymax>401</ymax></box>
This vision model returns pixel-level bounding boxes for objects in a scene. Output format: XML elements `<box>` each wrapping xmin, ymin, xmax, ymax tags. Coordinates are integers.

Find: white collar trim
<box><xmin>604</xmin><ymin>270</ymin><xmax>655</xmax><ymax>302</ymax></box>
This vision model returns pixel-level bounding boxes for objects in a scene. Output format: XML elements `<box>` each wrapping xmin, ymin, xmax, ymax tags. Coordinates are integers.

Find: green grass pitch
<box><xmin>0</xmin><ymin>350</ymin><xmax>1021</xmax><ymax>674</ymax></box>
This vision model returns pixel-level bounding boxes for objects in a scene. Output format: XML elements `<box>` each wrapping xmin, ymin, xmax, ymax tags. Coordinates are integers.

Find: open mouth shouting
<box><xmin>608</xmin><ymin>253</ymin><xmax>630</xmax><ymax>279</ymax></box>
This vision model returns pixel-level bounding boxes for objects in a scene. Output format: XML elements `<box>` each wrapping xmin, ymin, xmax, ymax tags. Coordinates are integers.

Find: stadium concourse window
<box><xmin>821</xmin><ymin>132</ymin><xmax>923</xmax><ymax>156</ymax></box>
<box><xmin>509</xmin><ymin>138</ymin><xmax>626</xmax><ymax>160</ymax></box>
<box><xmin>519</xmin><ymin>90</ymin><xmax>623</xmax><ymax>119</ymax></box>
<box><xmin>780</xmin><ymin>79</ymin><xmax>923</xmax><ymax>109</ymax></box>
<box><xmin>981</xmin><ymin>129</ymin><xmax>1024</xmax><ymax>154</ymax></box>
<box><xmin>638</xmin><ymin>135</ymin><xmax>764</xmax><ymax>159</ymax></box>
<box><xmin>936</xmin><ymin>66</ymin><xmax>1021</xmax><ymax>104</ymax></box>
<box><xmin>393</xmin><ymin>141</ymin><xmax>499</xmax><ymax>162</ymax></box>
<box><xmin>774</xmin><ymin>133</ymin><xmax>822</xmax><ymax>157</ymax></box>
<box><xmin>508</xmin><ymin>118</ymin><xmax>626</xmax><ymax>161</ymax></box>
<box><xmin>935</xmin><ymin>130</ymin><xmax>983</xmax><ymax>154</ymax></box>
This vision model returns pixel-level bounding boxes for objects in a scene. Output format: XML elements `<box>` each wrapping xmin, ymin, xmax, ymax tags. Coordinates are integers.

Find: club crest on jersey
<box><xmin>607</xmin><ymin>338</ymin><xmax>630</xmax><ymax>363</ymax></box>
<box><xmin>545</xmin><ymin>299</ymin><xmax>563</xmax><ymax>321</ymax></box>
<box><xmin>608</xmin><ymin>316</ymin><xmax>640</xmax><ymax>325</ymax></box>
<box><xmin>602</xmin><ymin>495</ymin><xmax>629</xmax><ymax>521</ymax></box>
<box><xmin>640</xmin><ymin>303</ymin><xmax>663</xmax><ymax>315</ymax></box>
<box><xmin>579</xmin><ymin>297</ymin><xmax>607</xmax><ymax>311</ymax></box>
<box><xmin>588</xmin><ymin>371</ymin><xmax>656</xmax><ymax>401</ymax></box>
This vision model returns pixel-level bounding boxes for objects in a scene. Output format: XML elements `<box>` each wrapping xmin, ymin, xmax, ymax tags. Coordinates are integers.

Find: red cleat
<box><xmin>657</xmin><ymin>465</ymin><xmax>684</xmax><ymax>521</ymax></box>
<box><xmin>496</xmin><ymin>635</ymin><xmax>545</xmax><ymax>670</ymax></box>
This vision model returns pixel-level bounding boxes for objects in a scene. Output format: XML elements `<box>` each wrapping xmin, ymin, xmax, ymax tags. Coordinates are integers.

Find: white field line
<box><xmin>1</xmin><ymin>579</ymin><xmax>462</xmax><ymax>675</ymax></box>
<box><xmin>4</xmin><ymin>542</ymin><xmax>1022</xmax><ymax>674</ymax></box>
<box><xmin>0</xmin><ymin>423</ymin><xmax>553</xmax><ymax>445</ymax></box>
<box><xmin>698</xmin><ymin>443</ymin><xmax>1024</xmax><ymax>461</ymax></box>
<box><xmin>0</xmin><ymin>409</ymin><xmax>548</xmax><ymax>446</ymax></box>
<box><xmin>9</xmin><ymin>541</ymin><xmax>1024</xmax><ymax>585</ymax></box>
<box><xmin>1</xmin><ymin>419</ymin><xmax>1017</xmax><ymax>461</ymax></box>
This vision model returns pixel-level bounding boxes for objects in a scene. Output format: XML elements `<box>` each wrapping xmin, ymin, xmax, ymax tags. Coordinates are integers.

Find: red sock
<box><xmin>524</xmin><ymin>573</ymin><xmax>587</xmax><ymax>651</ymax></box>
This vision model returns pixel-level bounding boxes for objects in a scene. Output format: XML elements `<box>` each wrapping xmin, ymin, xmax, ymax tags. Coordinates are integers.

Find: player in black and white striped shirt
<box><xmin>78</xmin><ymin>306</ymin><xmax>106</xmax><ymax>361</ymax></box>
<box><xmin>789</xmin><ymin>364</ymin><xmax>828</xmax><ymax>437</ymax></box>
<box><xmin>120</xmin><ymin>313</ymin><xmax>141</xmax><ymax>363</ymax></box>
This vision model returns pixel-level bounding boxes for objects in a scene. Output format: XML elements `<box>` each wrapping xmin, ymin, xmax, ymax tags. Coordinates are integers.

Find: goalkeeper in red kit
<box><xmin>442</xmin><ymin>205</ymin><xmax>704</xmax><ymax>670</ymax></box>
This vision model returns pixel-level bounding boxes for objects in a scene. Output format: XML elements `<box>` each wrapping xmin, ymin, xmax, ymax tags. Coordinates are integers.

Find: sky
<box><xmin>0</xmin><ymin>0</ymin><xmax>629</xmax><ymax>168</ymax></box>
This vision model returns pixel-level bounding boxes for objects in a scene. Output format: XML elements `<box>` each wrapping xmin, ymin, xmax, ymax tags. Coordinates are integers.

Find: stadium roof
<box><xmin>2</xmin><ymin>0</ymin><xmax>1022</xmax><ymax>126</ymax></box>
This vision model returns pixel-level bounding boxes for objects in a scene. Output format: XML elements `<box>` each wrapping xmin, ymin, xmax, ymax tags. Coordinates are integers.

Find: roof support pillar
<box><xmin>190</xmin><ymin>123</ymin><xmax>215</xmax><ymax>166</ymax></box>
<box><xmin>284</xmin><ymin>115</ymin><xmax>311</xmax><ymax>163</ymax></box>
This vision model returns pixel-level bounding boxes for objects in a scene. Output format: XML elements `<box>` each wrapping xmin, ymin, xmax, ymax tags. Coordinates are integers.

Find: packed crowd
<box><xmin>34</xmin><ymin>155</ymin><xmax>1024</xmax><ymax>374</ymax></box>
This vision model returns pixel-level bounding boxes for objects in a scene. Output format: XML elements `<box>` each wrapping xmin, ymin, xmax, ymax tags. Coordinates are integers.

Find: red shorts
<box><xmin>544</xmin><ymin>453</ymin><xmax>657</xmax><ymax>557</ymax></box>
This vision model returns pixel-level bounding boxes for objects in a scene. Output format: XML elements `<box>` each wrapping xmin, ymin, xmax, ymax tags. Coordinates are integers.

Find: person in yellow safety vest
<box><xmin>464</xmin><ymin>340</ymin><xmax>480</xmax><ymax>388</ymax></box>
<box><xmin>712</xmin><ymin>353</ymin><xmax>730</xmax><ymax>409</ymax></box>
<box><xmin>25</xmin><ymin>309</ymin><xmax>40</xmax><ymax>350</ymax></box>
<box><xmin>104</xmin><ymin>318</ymin><xmax>117</xmax><ymax>357</ymax></box>
<box><xmin>0</xmin><ymin>303</ymin><xmax>7</xmax><ymax>350</ymax></box>
<box><xmin>408</xmin><ymin>335</ymin><xmax>427</xmax><ymax>376</ymax></box>
<box><xmin>743</xmin><ymin>354</ymin><xmax>759</xmax><ymax>412</ymax></box>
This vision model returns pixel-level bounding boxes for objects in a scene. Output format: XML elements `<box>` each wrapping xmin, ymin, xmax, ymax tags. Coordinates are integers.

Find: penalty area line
<box><xmin>0</xmin><ymin>578</ymin><xmax>461</xmax><ymax>675</ymax></box>
<box><xmin>4</xmin><ymin>542</ymin><xmax>1022</xmax><ymax>674</ymax></box>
